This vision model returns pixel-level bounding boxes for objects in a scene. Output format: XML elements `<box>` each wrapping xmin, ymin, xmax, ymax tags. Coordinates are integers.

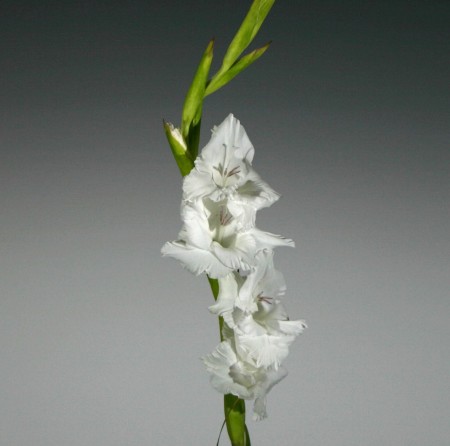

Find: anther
<box><xmin>258</xmin><ymin>293</ymin><xmax>273</xmax><ymax>304</ymax></box>
<box><xmin>219</xmin><ymin>207</ymin><xmax>232</xmax><ymax>226</ymax></box>
<box><xmin>226</xmin><ymin>166</ymin><xmax>241</xmax><ymax>177</ymax></box>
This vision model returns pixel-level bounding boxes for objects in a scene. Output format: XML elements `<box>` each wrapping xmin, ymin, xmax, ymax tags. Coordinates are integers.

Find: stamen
<box><xmin>226</xmin><ymin>166</ymin><xmax>241</xmax><ymax>177</ymax></box>
<box><xmin>219</xmin><ymin>206</ymin><xmax>232</xmax><ymax>226</ymax></box>
<box><xmin>258</xmin><ymin>293</ymin><xmax>273</xmax><ymax>304</ymax></box>
<box><xmin>211</xmin><ymin>172</ymin><xmax>219</xmax><ymax>186</ymax></box>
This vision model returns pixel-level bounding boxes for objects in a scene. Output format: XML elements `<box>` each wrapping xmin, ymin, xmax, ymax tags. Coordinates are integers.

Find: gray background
<box><xmin>1</xmin><ymin>1</ymin><xmax>449</xmax><ymax>445</ymax></box>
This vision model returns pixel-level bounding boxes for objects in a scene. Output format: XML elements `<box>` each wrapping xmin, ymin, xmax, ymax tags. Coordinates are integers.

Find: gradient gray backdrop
<box><xmin>1</xmin><ymin>1</ymin><xmax>449</xmax><ymax>445</ymax></box>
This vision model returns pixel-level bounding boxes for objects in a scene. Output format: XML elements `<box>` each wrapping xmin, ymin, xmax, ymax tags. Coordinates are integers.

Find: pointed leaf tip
<box><xmin>205</xmin><ymin>41</ymin><xmax>272</xmax><ymax>96</ymax></box>
<box><xmin>181</xmin><ymin>38</ymin><xmax>215</xmax><ymax>156</ymax></box>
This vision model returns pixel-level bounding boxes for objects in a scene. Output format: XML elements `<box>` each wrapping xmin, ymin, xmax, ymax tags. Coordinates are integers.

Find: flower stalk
<box><xmin>224</xmin><ymin>394</ymin><xmax>249</xmax><ymax>446</ymax></box>
<box><xmin>161</xmin><ymin>2</ymin><xmax>304</xmax><ymax>445</ymax></box>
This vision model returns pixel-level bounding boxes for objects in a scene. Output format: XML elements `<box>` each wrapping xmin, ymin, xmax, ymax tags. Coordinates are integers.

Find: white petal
<box><xmin>235</xmin><ymin>169</ymin><xmax>280</xmax><ymax>210</ymax></box>
<box><xmin>252</xmin><ymin>366</ymin><xmax>288</xmax><ymax>420</ymax></box>
<box><xmin>253</xmin><ymin>397</ymin><xmax>268</xmax><ymax>421</ymax></box>
<box><xmin>208</xmin><ymin>273</ymin><xmax>239</xmax><ymax>315</ymax></box>
<box><xmin>203</xmin><ymin>114</ymin><xmax>254</xmax><ymax>165</ymax></box>
<box><xmin>211</xmin><ymin>240</ymin><xmax>253</xmax><ymax>272</ymax></box>
<box><xmin>236</xmin><ymin>332</ymin><xmax>296</xmax><ymax>369</ymax></box>
<box><xmin>202</xmin><ymin>341</ymin><xmax>236</xmax><ymax>371</ymax></box>
<box><xmin>161</xmin><ymin>241</ymin><xmax>232</xmax><ymax>278</ymax></box>
<box><xmin>254</xmin><ymin>300</ymin><xmax>307</xmax><ymax>336</ymax></box>
<box><xmin>256</xmin><ymin>252</ymin><xmax>287</xmax><ymax>298</ymax></box>
<box><xmin>202</xmin><ymin>342</ymin><xmax>253</xmax><ymax>399</ymax></box>
<box><xmin>226</xmin><ymin>200</ymin><xmax>256</xmax><ymax>230</ymax></box>
<box><xmin>181</xmin><ymin>201</ymin><xmax>212</xmax><ymax>250</ymax></box>
<box><xmin>235</xmin><ymin>251</ymin><xmax>273</xmax><ymax>312</ymax></box>
<box><xmin>277</xmin><ymin>319</ymin><xmax>308</xmax><ymax>336</ymax></box>
<box><xmin>182</xmin><ymin>166</ymin><xmax>217</xmax><ymax>202</ymax></box>
<box><xmin>251</xmin><ymin>228</ymin><xmax>295</xmax><ymax>249</ymax></box>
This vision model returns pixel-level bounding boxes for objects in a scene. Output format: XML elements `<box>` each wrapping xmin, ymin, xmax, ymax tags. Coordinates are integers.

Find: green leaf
<box><xmin>205</xmin><ymin>41</ymin><xmax>271</xmax><ymax>96</ymax></box>
<box><xmin>163</xmin><ymin>120</ymin><xmax>194</xmax><ymax>177</ymax></box>
<box><xmin>213</xmin><ymin>0</ymin><xmax>275</xmax><ymax>79</ymax></box>
<box><xmin>224</xmin><ymin>394</ymin><xmax>248</xmax><ymax>446</ymax></box>
<box><xmin>181</xmin><ymin>39</ymin><xmax>214</xmax><ymax>158</ymax></box>
<box><xmin>208</xmin><ymin>277</ymin><xmax>220</xmax><ymax>300</ymax></box>
<box><xmin>245</xmin><ymin>424</ymin><xmax>251</xmax><ymax>446</ymax></box>
<box><xmin>208</xmin><ymin>276</ymin><xmax>225</xmax><ymax>341</ymax></box>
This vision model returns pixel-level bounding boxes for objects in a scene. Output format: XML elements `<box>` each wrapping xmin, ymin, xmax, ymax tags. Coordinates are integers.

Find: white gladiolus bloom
<box><xmin>209</xmin><ymin>251</ymin><xmax>286</xmax><ymax>318</ymax></box>
<box><xmin>183</xmin><ymin>114</ymin><xmax>280</xmax><ymax>213</ymax></box>
<box><xmin>234</xmin><ymin>309</ymin><xmax>306</xmax><ymax>369</ymax></box>
<box><xmin>236</xmin><ymin>250</ymin><xmax>287</xmax><ymax>313</ymax></box>
<box><xmin>202</xmin><ymin>340</ymin><xmax>288</xmax><ymax>421</ymax></box>
<box><xmin>161</xmin><ymin>199</ymin><xmax>294</xmax><ymax>278</ymax></box>
<box><xmin>210</xmin><ymin>251</ymin><xmax>306</xmax><ymax>369</ymax></box>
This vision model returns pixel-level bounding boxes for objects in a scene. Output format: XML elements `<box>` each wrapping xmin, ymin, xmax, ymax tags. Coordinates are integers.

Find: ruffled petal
<box><xmin>236</xmin><ymin>333</ymin><xmax>295</xmax><ymax>369</ymax></box>
<box><xmin>211</xmin><ymin>242</ymin><xmax>250</xmax><ymax>271</ymax></box>
<box><xmin>235</xmin><ymin>169</ymin><xmax>280</xmax><ymax>210</ymax></box>
<box><xmin>203</xmin><ymin>114</ymin><xmax>254</xmax><ymax>165</ymax></box>
<box><xmin>234</xmin><ymin>250</ymin><xmax>288</xmax><ymax>313</ymax></box>
<box><xmin>202</xmin><ymin>341</ymin><xmax>253</xmax><ymax>399</ymax></box>
<box><xmin>252</xmin><ymin>366</ymin><xmax>288</xmax><ymax>421</ymax></box>
<box><xmin>180</xmin><ymin>201</ymin><xmax>212</xmax><ymax>249</ymax></box>
<box><xmin>208</xmin><ymin>273</ymin><xmax>239</xmax><ymax>315</ymax></box>
<box><xmin>253</xmin><ymin>397</ymin><xmax>268</xmax><ymax>421</ymax></box>
<box><xmin>276</xmin><ymin>319</ymin><xmax>308</xmax><ymax>336</ymax></box>
<box><xmin>251</xmin><ymin>228</ymin><xmax>295</xmax><ymax>250</ymax></box>
<box><xmin>161</xmin><ymin>241</ymin><xmax>232</xmax><ymax>278</ymax></box>
<box><xmin>183</xmin><ymin>166</ymin><xmax>217</xmax><ymax>202</ymax></box>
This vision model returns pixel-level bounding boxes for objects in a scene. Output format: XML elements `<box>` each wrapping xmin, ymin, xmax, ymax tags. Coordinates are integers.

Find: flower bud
<box><xmin>163</xmin><ymin>120</ymin><xmax>194</xmax><ymax>176</ymax></box>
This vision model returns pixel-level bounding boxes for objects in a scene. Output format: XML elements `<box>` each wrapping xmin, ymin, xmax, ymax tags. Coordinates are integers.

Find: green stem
<box><xmin>165</xmin><ymin>2</ymin><xmax>277</xmax><ymax>442</ymax></box>
<box><xmin>224</xmin><ymin>394</ymin><xmax>249</xmax><ymax>446</ymax></box>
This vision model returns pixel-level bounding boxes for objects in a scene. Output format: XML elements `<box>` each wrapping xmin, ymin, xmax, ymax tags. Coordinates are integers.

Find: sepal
<box><xmin>163</xmin><ymin>120</ymin><xmax>194</xmax><ymax>177</ymax></box>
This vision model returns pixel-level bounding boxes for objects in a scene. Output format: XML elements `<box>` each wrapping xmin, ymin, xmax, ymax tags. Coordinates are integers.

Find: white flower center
<box><xmin>212</xmin><ymin>162</ymin><xmax>242</xmax><ymax>190</ymax></box>
<box><xmin>229</xmin><ymin>362</ymin><xmax>258</xmax><ymax>388</ymax></box>
<box><xmin>206</xmin><ymin>201</ymin><xmax>237</xmax><ymax>248</ymax></box>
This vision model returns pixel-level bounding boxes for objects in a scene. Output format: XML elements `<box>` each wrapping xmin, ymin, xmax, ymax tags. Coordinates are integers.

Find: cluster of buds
<box><xmin>162</xmin><ymin>114</ymin><xmax>306</xmax><ymax>420</ymax></box>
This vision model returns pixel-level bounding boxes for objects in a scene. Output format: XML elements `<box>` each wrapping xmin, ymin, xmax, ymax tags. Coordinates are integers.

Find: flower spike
<box><xmin>161</xmin><ymin>1</ymin><xmax>306</xmax><ymax>443</ymax></box>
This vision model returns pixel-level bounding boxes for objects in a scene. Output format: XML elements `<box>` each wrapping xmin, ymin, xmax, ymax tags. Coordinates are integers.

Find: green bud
<box><xmin>163</xmin><ymin>120</ymin><xmax>194</xmax><ymax>177</ymax></box>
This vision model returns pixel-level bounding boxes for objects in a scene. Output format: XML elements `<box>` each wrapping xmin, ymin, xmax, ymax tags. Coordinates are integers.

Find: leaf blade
<box><xmin>205</xmin><ymin>42</ymin><xmax>271</xmax><ymax>96</ymax></box>
<box><xmin>218</xmin><ymin>0</ymin><xmax>275</xmax><ymax>73</ymax></box>
<box><xmin>181</xmin><ymin>39</ymin><xmax>214</xmax><ymax>157</ymax></box>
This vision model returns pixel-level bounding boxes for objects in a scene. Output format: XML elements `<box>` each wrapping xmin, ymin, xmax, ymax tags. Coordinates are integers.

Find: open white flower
<box><xmin>236</xmin><ymin>250</ymin><xmax>286</xmax><ymax>313</ymax></box>
<box><xmin>209</xmin><ymin>251</ymin><xmax>285</xmax><ymax>320</ymax></box>
<box><xmin>209</xmin><ymin>251</ymin><xmax>306</xmax><ymax>369</ymax></box>
<box><xmin>219</xmin><ymin>308</ymin><xmax>305</xmax><ymax>371</ymax></box>
<box><xmin>183</xmin><ymin>114</ymin><xmax>280</xmax><ymax>213</ymax></box>
<box><xmin>234</xmin><ymin>308</ymin><xmax>306</xmax><ymax>369</ymax></box>
<box><xmin>202</xmin><ymin>340</ymin><xmax>288</xmax><ymax>421</ymax></box>
<box><xmin>161</xmin><ymin>199</ymin><xmax>294</xmax><ymax>278</ymax></box>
